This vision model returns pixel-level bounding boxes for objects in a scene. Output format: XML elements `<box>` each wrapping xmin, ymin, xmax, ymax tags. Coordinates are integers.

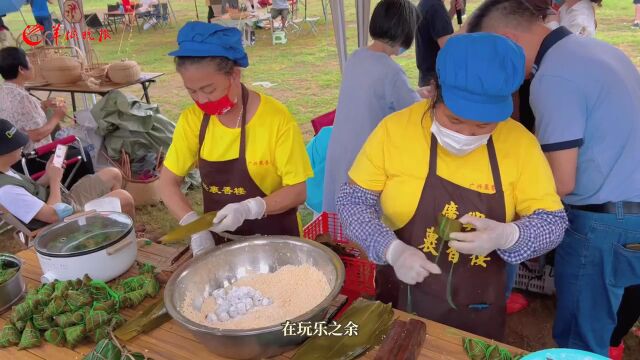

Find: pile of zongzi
<box><xmin>0</xmin><ymin>263</ymin><xmax>159</xmax><ymax>350</ymax></box>
<box><xmin>463</xmin><ymin>337</ymin><xmax>525</xmax><ymax>360</ymax></box>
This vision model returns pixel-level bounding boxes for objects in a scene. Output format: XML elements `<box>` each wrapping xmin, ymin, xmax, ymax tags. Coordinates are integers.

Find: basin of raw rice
<box><xmin>164</xmin><ymin>236</ymin><xmax>345</xmax><ymax>359</ymax></box>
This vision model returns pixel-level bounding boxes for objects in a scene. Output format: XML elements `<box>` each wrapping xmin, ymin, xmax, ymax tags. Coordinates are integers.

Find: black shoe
<box><xmin>632</xmin><ymin>22</ymin><xmax>640</xmax><ymax>29</ymax></box>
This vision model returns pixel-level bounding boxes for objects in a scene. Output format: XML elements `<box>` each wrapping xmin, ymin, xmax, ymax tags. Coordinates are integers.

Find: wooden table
<box><xmin>26</xmin><ymin>73</ymin><xmax>164</xmax><ymax>112</ymax></box>
<box><xmin>0</xmin><ymin>246</ymin><xmax>527</xmax><ymax>360</ymax></box>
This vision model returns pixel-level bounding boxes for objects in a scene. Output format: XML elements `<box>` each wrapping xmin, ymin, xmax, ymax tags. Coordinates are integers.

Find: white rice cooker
<box><xmin>34</xmin><ymin>211</ymin><xmax>137</xmax><ymax>283</ymax></box>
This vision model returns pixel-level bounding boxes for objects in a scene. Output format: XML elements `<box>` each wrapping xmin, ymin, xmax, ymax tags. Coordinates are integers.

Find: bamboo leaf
<box><xmin>292</xmin><ymin>299</ymin><xmax>394</xmax><ymax>360</ymax></box>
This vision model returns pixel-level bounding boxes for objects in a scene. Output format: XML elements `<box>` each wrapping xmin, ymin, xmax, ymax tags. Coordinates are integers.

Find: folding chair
<box><xmin>152</xmin><ymin>3</ymin><xmax>171</xmax><ymax>29</ymax></box>
<box><xmin>84</xmin><ymin>13</ymin><xmax>107</xmax><ymax>37</ymax></box>
<box><xmin>0</xmin><ymin>204</ymin><xmax>42</xmax><ymax>248</ymax></box>
<box><xmin>104</xmin><ymin>4</ymin><xmax>125</xmax><ymax>33</ymax></box>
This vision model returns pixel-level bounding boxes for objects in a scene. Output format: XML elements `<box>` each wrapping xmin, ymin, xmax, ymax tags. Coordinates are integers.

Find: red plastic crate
<box><xmin>303</xmin><ymin>213</ymin><xmax>376</xmax><ymax>307</ymax></box>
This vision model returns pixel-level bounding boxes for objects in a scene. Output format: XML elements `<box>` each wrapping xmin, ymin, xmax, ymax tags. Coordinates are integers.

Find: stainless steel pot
<box><xmin>0</xmin><ymin>254</ymin><xmax>26</xmax><ymax>314</ymax></box>
<box><xmin>164</xmin><ymin>235</ymin><xmax>345</xmax><ymax>360</ymax></box>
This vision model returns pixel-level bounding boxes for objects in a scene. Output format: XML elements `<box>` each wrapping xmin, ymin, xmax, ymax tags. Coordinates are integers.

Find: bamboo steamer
<box><xmin>40</xmin><ymin>56</ymin><xmax>83</xmax><ymax>85</ymax></box>
<box><xmin>107</xmin><ymin>59</ymin><xmax>141</xmax><ymax>84</ymax></box>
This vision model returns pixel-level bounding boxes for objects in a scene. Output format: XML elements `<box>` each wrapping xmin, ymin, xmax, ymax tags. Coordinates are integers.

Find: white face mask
<box><xmin>430</xmin><ymin>119</ymin><xmax>491</xmax><ymax>156</ymax></box>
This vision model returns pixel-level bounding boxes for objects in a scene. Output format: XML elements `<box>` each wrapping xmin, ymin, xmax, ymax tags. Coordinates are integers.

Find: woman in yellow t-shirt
<box><xmin>337</xmin><ymin>33</ymin><xmax>568</xmax><ymax>340</ymax></box>
<box><xmin>161</xmin><ymin>23</ymin><xmax>312</xmax><ymax>256</ymax></box>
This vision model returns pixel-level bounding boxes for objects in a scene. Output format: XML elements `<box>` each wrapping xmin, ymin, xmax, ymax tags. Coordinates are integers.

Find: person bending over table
<box><xmin>160</xmin><ymin>22</ymin><xmax>313</xmax><ymax>256</ymax></box>
<box><xmin>0</xmin><ymin>119</ymin><xmax>135</xmax><ymax>229</ymax></box>
<box><xmin>336</xmin><ymin>33</ymin><xmax>568</xmax><ymax>341</ymax></box>
<box><xmin>0</xmin><ymin>46</ymin><xmax>95</xmax><ymax>188</ymax></box>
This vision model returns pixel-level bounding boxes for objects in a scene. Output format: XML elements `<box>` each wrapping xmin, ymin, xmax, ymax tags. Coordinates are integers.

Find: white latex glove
<box><xmin>180</xmin><ymin>211</ymin><xmax>215</xmax><ymax>256</ymax></box>
<box><xmin>448</xmin><ymin>214</ymin><xmax>519</xmax><ymax>256</ymax></box>
<box><xmin>210</xmin><ymin>197</ymin><xmax>266</xmax><ymax>234</ymax></box>
<box><xmin>385</xmin><ymin>240</ymin><xmax>442</xmax><ymax>285</ymax></box>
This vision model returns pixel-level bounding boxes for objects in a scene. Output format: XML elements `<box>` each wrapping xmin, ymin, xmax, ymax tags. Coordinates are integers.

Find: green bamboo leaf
<box><xmin>291</xmin><ymin>299</ymin><xmax>394</xmax><ymax>360</ymax></box>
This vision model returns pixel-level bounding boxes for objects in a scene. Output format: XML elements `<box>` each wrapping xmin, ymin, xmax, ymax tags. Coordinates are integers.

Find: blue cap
<box><xmin>436</xmin><ymin>33</ymin><xmax>525</xmax><ymax>123</ymax></box>
<box><xmin>168</xmin><ymin>22</ymin><xmax>249</xmax><ymax>68</ymax></box>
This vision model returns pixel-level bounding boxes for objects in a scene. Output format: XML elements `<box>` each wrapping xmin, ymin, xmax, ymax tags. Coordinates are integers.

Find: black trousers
<box><xmin>610</xmin><ymin>284</ymin><xmax>640</xmax><ymax>346</ymax></box>
<box><xmin>12</xmin><ymin>145</ymin><xmax>95</xmax><ymax>188</ymax></box>
<box><xmin>517</xmin><ymin>79</ymin><xmax>535</xmax><ymax>133</ymax></box>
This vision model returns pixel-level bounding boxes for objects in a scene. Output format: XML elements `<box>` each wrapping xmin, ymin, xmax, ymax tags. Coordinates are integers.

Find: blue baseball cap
<box><xmin>168</xmin><ymin>22</ymin><xmax>249</xmax><ymax>68</ymax></box>
<box><xmin>436</xmin><ymin>33</ymin><xmax>525</xmax><ymax>123</ymax></box>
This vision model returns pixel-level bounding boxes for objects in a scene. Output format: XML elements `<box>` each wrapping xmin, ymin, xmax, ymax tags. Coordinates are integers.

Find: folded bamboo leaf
<box><xmin>0</xmin><ymin>323</ymin><xmax>20</xmax><ymax>347</ymax></box>
<box><xmin>38</xmin><ymin>282</ymin><xmax>55</xmax><ymax>301</ymax></box>
<box><xmin>44</xmin><ymin>327</ymin><xmax>65</xmax><ymax>347</ymax></box>
<box><xmin>55</xmin><ymin>310</ymin><xmax>85</xmax><ymax>328</ymax></box>
<box><xmin>44</xmin><ymin>296</ymin><xmax>67</xmax><ymax>318</ymax></box>
<box><xmin>437</xmin><ymin>214</ymin><xmax>463</xmax><ymax>241</ymax></box>
<box><xmin>120</xmin><ymin>289</ymin><xmax>147</xmax><ymax>308</ymax></box>
<box><xmin>64</xmin><ymin>324</ymin><xmax>87</xmax><ymax>349</ymax></box>
<box><xmin>110</xmin><ymin>314</ymin><xmax>126</xmax><ymax>330</ymax></box>
<box><xmin>82</xmin><ymin>274</ymin><xmax>93</xmax><ymax>288</ymax></box>
<box><xmin>67</xmin><ymin>290</ymin><xmax>93</xmax><ymax>310</ymax></box>
<box><xmin>84</xmin><ymin>338</ymin><xmax>122</xmax><ymax>360</ymax></box>
<box><xmin>18</xmin><ymin>321</ymin><xmax>41</xmax><ymax>350</ymax></box>
<box><xmin>85</xmin><ymin>311</ymin><xmax>111</xmax><ymax>333</ymax></box>
<box><xmin>0</xmin><ymin>268</ymin><xmax>17</xmax><ymax>285</ymax></box>
<box><xmin>93</xmin><ymin>299</ymin><xmax>116</xmax><ymax>313</ymax></box>
<box><xmin>13</xmin><ymin>320</ymin><xmax>26</xmax><ymax>332</ymax></box>
<box><xmin>11</xmin><ymin>301</ymin><xmax>32</xmax><ymax>324</ymax></box>
<box><xmin>32</xmin><ymin>313</ymin><xmax>54</xmax><ymax>331</ymax></box>
<box><xmin>115</xmin><ymin>298</ymin><xmax>171</xmax><ymax>341</ymax></box>
<box><xmin>54</xmin><ymin>281</ymin><xmax>71</xmax><ymax>297</ymax></box>
<box><xmin>292</xmin><ymin>299</ymin><xmax>394</xmax><ymax>360</ymax></box>
<box><xmin>91</xmin><ymin>326</ymin><xmax>110</xmax><ymax>343</ymax></box>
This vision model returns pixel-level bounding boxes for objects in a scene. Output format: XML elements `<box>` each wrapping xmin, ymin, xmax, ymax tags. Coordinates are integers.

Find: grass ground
<box><xmin>1</xmin><ymin>0</ymin><xmax>639</xmax><ymax>357</ymax></box>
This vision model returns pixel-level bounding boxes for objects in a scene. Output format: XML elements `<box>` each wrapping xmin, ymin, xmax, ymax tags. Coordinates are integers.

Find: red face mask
<box><xmin>195</xmin><ymin>85</ymin><xmax>236</xmax><ymax>116</ymax></box>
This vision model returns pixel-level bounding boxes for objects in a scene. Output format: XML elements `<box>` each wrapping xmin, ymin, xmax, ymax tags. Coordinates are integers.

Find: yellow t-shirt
<box><xmin>164</xmin><ymin>93</ymin><xmax>313</xmax><ymax>196</ymax></box>
<box><xmin>349</xmin><ymin>100</ymin><xmax>563</xmax><ymax>230</ymax></box>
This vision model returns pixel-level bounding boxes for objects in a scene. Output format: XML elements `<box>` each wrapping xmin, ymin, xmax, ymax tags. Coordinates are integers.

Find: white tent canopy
<box><xmin>330</xmin><ymin>0</ymin><xmax>371</xmax><ymax>74</ymax></box>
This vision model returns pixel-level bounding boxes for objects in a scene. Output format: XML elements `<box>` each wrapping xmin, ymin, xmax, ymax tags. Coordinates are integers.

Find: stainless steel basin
<box><xmin>164</xmin><ymin>235</ymin><xmax>345</xmax><ymax>359</ymax></box>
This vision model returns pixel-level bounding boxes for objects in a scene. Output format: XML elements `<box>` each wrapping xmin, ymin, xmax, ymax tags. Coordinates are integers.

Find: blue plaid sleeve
<box><xmin>336</xmin><ymin>182</ymin><xmax>396</xmax><ymax>265</ymax></box>
<box><xmin>497</xmin><ymin>209</ymin><xmax>568</xmax><ymax>264</ymax></box>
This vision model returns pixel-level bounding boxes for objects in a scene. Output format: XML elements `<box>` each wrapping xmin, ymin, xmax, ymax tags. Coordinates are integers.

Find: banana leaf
<box><xmin>85</xmin><ymin>311</ymin><xmax>111</xmax><ymax>333</ymax></box>
<box><xmin>115</xmin><ymin>298</ymin><xmax>170</xmax><ymax>341</ymax></box>
<box><xmin>44</xmin><ymin>327</ymin><xmax>65</xmax><ymax>347</ymax></box>
<box><xmin>64</xmin><ymin>324</ymin><xmax>87</xmax><ymax>349</ymax></box>
<box><xmin>0</xmin><ymin>323</ymin><xmax>20</xmax><ymax>347</ymax></box>
<box><xmin>291</xmin><ymin>299</ymin><xmax>394</xmax><ymax>360</ymax></box>
<box><xmin>437</xmin><ymin>214</ymin><xmax>463</xmax><ymax>241</ymax></box>
<box><xmin>18</xmin><ymin>321</ymin><xmax>41</xmax><ymax>350</ymax></box>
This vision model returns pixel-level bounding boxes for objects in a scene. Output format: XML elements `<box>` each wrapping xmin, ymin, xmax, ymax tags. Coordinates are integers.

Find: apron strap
<box><xmin>238</xmin><ymin>83</ymin><xmax>250</xmax><ymax>160</ymax></box>
<box><xmin>428</xmin><ymin>134</ymin><xmax>439</xmax><ymax>175</ymax></box>
<box><xmin>430</xmin><ymin>134</ymin><xmax>503</xmax><ymax>193</ymax></box>
<box><xmin>532</xmin><ymin>26</ymin><xmax>572</xmax><ymax>77</ymax></box>
<box><xmin>486</xmin><ymin>137</ymin><xmax>503</xmax><ymax>193</ymax></box>
<box><xmin>199</xmin><ymin>113</ymin><xmax>211</xmax><ymax>149</ymax></box>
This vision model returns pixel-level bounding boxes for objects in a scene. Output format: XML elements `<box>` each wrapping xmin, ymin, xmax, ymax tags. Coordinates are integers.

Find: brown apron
<box><xmin>376</xmin><ymin>134</ymin><xmax>508</xmax><ymax>340</ymax></box>
<box><xmin>197</xmin><ymin>84</ymin><xmax>300</xmax><ymax>245</ymax></box>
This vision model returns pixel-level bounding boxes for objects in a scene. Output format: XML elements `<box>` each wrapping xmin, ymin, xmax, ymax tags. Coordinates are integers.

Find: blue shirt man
<box><xmin>466</xmin><ymin>0</ymin><xmax>640</xmax><ymax>356</ymax></box>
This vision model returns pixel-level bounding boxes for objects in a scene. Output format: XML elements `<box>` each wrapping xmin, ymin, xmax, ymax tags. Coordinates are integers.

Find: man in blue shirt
<box><xmin>29</xmin><ymin>0</ymin><xmax>54</xmax><ymax>45</ymax></box>
<box><xmin>468</xmin><ymin>0</ymin><xmax>640</xmax><ymax>358</ymax></box>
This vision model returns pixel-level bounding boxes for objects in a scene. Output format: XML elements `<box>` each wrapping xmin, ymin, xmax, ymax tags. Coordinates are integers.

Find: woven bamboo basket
<box><xmin>83</xmin><ymin>47</ymin><xmax>109</xmax><ymax>81</ymax></box>
<box><xmin>106</xmin><ymin>149</ymin><xmax>164</xmax><ymax>206</ymax></box>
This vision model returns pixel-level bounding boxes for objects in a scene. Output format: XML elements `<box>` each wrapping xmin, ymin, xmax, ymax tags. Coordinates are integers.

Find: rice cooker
<box><xmin>34</xmin><ymin>211</ymin><xmax>137</xmax><ymax>283</ymax></box>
